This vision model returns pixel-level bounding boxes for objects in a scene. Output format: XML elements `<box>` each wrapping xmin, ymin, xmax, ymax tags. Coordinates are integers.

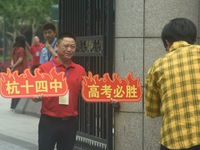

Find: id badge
<box><xmin>36</xmin><ymin>51</ymin><xmax>40</xmax><ymax>56</ymax></box>
<box><xmin>59</xmin><ymin>91</ymin><xmax>69</xmax><ymax>105</ymax></box>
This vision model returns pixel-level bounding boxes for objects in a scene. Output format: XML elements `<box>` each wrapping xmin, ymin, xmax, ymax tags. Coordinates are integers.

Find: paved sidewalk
<box><xmin>0</xmin><ymin>96</ymin><xmax>39</xmax><ymax>150</ymax></box>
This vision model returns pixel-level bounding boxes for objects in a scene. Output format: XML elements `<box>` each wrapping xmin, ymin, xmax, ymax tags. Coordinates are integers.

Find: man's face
<box><xmin>33</xmin><ymin>36</ymin><xmax>39</xmax><ymax>45</ymax></box>
<box><xmin>56</xmin><ymin>37</ymin><xmax>76</xmax><ymax>61</ymax></box>
<box><xmin>43</xmin><ymin>29</ymin><xmax>56</xmax><ymax>43</ymax></box>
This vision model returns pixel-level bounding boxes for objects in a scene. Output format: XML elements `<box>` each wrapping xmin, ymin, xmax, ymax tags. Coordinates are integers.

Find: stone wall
<box><xmin>114</xmin><ymin>0</ymin><xmax>200</xmax><ymax>149</ymax></box>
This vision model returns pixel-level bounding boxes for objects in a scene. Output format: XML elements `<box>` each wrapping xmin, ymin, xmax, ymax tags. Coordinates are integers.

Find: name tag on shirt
<box><xmin>36</xmin><ymin>51</ymin><xmax>40</xmax><ymax>56</ymax></box>
<box><xmin>59</xmin><ymin>91</ymin><xmax>69</xmax><ymax>105</ymax></box>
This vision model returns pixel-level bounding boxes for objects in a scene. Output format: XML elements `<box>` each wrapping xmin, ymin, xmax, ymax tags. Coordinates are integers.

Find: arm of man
<box><xmin>45</xmin><ymin>43</ymin><xmax>58</xmax><ymax>57</ymax></box>
<box><xmin>32</xmin><ymin>94</ymin><xmax>43</xmax><ymax>103</ymax></box>
<box><xmin>39</xmin><ymin>48</ymin><xmax>45</xmax><ymax>64</ymax></box>
<box><xmin>145</xmin><ymin>65</ymin><xmax>161</xmax><ymax>118</ymax></box>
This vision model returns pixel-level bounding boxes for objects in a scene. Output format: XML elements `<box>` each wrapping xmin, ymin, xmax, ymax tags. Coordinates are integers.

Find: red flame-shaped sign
<box><xmin>0</xmin><ymin>68</ymin><xmax>68</xmax><ymax>98</ymax></box>
<box><xmin>82</xmin><ymin>72</ymin><xmax>142</xmax><ymax>102</ymax></box>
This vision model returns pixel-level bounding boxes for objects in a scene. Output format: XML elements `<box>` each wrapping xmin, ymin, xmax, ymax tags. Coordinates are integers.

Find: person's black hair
<box><xmin>161</xmin><ymin>18</ymin><xmax>197</xmax><ymax>48</ymax></box>
<box><xmin>57</xmin><ymin>32</ymin><xmax>76</xmax><ymax>42</ymax></box>
<box><xmin>43</xmin><ymin>23</ymin><xmax>56</xmax><ymax>31</ymax></box>
<box><xmin>13</xmin><ymin>35</ymin><xmax>26</xmax><ymax>49</ymax></box>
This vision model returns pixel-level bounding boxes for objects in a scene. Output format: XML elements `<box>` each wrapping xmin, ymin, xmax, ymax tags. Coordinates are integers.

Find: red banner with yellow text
<box><xmin>81</xmin><ymin>72</ymin><xmax>142</xmax><ymax>102</ymax></box>
<box><xmin>0</xmin><ymin>68</ymin><xmax>68</xmax><ymax>98</ymax></box>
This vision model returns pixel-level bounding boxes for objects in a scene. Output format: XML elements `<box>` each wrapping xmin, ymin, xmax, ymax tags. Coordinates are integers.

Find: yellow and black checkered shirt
<box><xmin>145</xmin><ymin>41</ymin><xmax>200</xmax><ymax>149</ymax></box>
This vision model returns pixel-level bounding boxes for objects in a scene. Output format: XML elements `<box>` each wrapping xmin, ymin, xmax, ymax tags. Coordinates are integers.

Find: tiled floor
<box><xmin>0</xmin><ymin>96</ymin><xmax>38</xmax><ymax>150</ymax></box>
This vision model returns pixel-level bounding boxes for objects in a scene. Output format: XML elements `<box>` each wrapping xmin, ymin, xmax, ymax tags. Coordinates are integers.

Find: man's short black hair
<box><xmin>43</xmin><ymin>23</ymin><xmax>56</xmax><ymax>31</ymax></box>
<box><xmin>57</xmin><ymin>32</ymin><xmax>76</xmax><ymax>42</ymax></box>
<box><xmin>161</xmin><ymin>18</ymin><xmax>197</xmax><ymax>48</ymax></box>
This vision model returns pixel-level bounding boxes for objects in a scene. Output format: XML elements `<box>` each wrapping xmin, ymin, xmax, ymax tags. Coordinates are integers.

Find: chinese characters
<box><xmin>0</xmin><ymin>68</ymin><xmax>68</xmax><ymax>98</ymax></box>
<box><xmin>82</xmin><ymin>72</ymin><xmax>142</xmax><ymax>102</ymax></box>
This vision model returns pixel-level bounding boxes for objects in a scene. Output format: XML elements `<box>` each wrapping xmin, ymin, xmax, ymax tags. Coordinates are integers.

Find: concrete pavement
<box><xmin>0</xmin><ymin>96</ymin><xmax>39</xmax><ymax>150</ymax></box>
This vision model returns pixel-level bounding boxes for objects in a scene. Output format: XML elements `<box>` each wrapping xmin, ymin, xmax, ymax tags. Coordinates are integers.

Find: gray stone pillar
<box><xmin>114</xmin><ymin>0</ymin><xmax>200</xmax><ymax>149</ymax></box>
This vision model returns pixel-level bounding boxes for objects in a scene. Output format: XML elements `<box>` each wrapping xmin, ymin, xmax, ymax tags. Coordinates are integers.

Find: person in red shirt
<box><xmin>29</xmin><ymin>36</ymin><xmax>44</xmax><ymax>74</ymax></box>
<box><xmin>10</xmin><ymin>35</ymin><xmax>29</xmax><ymax>109</ymax></box>
<box><xmin>32</xmin><ymin>32</ymin><xmax>86</xmax><ymax>150</ymax></box>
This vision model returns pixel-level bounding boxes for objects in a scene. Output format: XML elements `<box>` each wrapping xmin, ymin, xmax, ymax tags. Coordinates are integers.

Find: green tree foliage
<box><xmin>0</xmin><ymin>0</ymin><xmax>58</xmax><ymax>48</ymax></box>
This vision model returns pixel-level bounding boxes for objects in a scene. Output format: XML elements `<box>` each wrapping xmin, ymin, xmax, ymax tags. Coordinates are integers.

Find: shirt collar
<box><xmin>169</xmin><ymin>41</ymin><xmax>190</xmax><ymax>52</ymax></box>
<box><xmin>51</xmin><ymin>38</ymin><xmax>57</xmax><ymax>47</ymax></box>
<box><xmin>52</xmin><ymin>56</ymin><xmax>75</xmax><ymax>68</ymax></box>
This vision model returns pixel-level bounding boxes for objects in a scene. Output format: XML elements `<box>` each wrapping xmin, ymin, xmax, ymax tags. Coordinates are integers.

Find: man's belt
<box><xmin>41</xmin><ymin>114</ymin><xmax>77</xmax><ymax>121</ymax></box>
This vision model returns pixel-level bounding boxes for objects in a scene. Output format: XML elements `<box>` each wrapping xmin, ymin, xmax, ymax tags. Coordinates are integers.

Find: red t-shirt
<box><xmin>30</xmin><ymin>42</ymin><xmax>44</xmax><ymax>66</ymax></box>
<box><xmin>39</xmin><ymin>57</ymin><xmax>86</xmax><ymax>117</ymax></box>
<box><xmin>12</xmin><ymin>47</ymin><xmax>28</xmax><ymax>74</ymax></box>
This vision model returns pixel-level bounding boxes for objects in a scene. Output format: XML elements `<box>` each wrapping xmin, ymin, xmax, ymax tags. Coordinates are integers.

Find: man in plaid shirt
<box><xmin>145</xmin><ymin>18</ymin><xmax>200</xmax><ymax>150</ymax></box>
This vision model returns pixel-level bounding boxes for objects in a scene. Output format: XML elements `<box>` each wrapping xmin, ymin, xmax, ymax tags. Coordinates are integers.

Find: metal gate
<box><xmin>58</xmin><ymin>0</ymin><xmax>115</xmax><ymax>150</ymax></box>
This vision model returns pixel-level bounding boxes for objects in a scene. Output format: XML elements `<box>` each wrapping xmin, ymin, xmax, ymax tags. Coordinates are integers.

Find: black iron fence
<box><xmin>59</xmin><ymin>0</ymin><xmax>115</xmax><ymax>149</ymax></box>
